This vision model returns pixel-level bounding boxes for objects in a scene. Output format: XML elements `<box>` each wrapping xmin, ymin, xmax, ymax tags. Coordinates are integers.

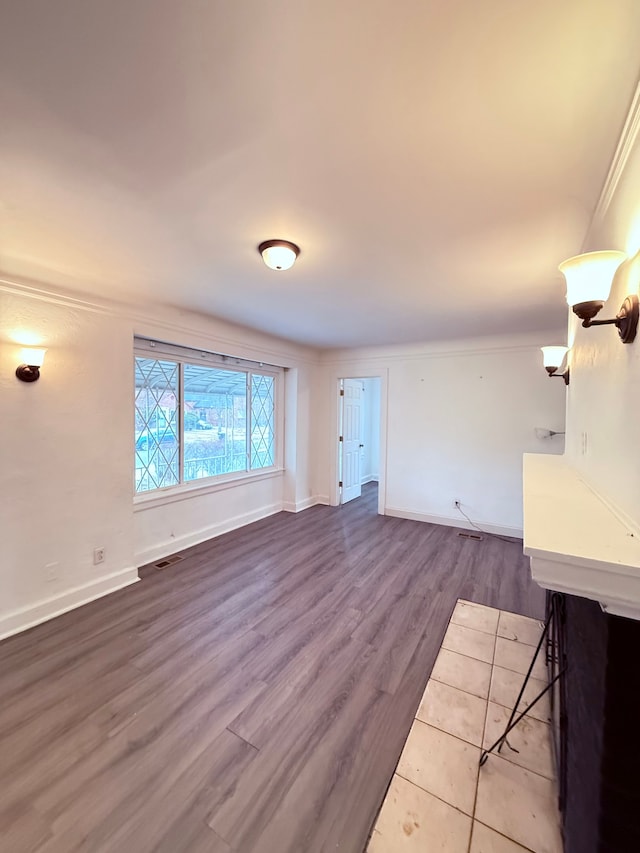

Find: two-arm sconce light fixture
<box><xmin>558</xmin><ymin>250</ymin><xmax>638</xmax><ymax>343</ymax></box>
<box><xmin>16</xmin><ymin>347</ymin><xmax>47</xmax><ymax>382</ymax></box>
<box><xmin>541</xmin><ymin>248</ymin><xmax>638</xmax><ymax>383</ymax></box>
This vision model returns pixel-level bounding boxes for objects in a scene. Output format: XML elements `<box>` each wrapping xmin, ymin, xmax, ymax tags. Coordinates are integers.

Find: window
<box><xmin>134</xmin><ymin>341</ymin><xmax>279</xmax><ymax>495</ymax></box>
<box><xmin>134</xmin><ymin>359</ymin><xmax>179</xmax><ymax>491</ymax></box>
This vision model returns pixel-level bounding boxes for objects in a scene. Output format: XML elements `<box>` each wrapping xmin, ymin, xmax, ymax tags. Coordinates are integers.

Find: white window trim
<box><xmin>134</xmin><ymin>338</ymin><xmax>284</xmax><ymax>502</ymax></box>
<box><xmin>133</xmin><ymin>466</ymin><xmax>285</xmax><ymax>511</ymax></box>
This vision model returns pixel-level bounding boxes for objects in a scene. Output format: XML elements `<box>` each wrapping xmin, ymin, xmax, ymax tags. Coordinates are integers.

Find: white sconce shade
<box><xmin>258</xmin><ymin>240</ymin><xmax>300</xmax><ymax>271</ymax></box>
<box><xmin>16</xmin><ymin>347</ymin><xmax>47</xmax><ymax>382</ymax></box>
<box><xmin>19</xmin><ymin>347</ymin><xmax>47</xmax><ymax>367</ymax></box>
<box><xmin>559</xmin><ymin>251</ymin><xmax>626</xmax><ymax>308</ymax></box>
<box><xmin>541</xmin><ymin>346</ymin><xmax>568</xmax><ymax>370</ymax></box>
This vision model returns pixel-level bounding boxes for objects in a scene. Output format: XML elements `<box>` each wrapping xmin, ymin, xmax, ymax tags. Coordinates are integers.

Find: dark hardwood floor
<box><xmin>0</xmin><ymin>484</ymin><xmax>544</xmax><ymax>852</ymax></box>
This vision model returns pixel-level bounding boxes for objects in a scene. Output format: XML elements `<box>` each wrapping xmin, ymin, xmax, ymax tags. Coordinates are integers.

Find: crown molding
<box><xmin>0</xmin><ymin>274</ymin><xmax>319</xmax><ymax>367</ymax></box>
<box><xmin>3</xmin><ymin>274</ymin><xmax>560</xmax><ymax>366</ymax></box>
<box><xmin>0</xmin><ymin>276</ymin><xmax>113</xmax><ymax>315</ymax></box>
<box><xmin>584</xmin><ymin>77</ymin><xmax>640</xmax><ymax>248</ymax></box>
<box><xmin>319</xmin><ymin>331</ymin><xmax>564</xmax><ymax>365</ymax></box>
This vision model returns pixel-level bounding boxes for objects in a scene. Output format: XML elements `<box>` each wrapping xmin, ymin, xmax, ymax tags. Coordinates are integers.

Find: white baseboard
<box><xmin>360</xmin><ymin>475</ymin><xmax>379</xmax><ymax>485</ymax></box>
<box><xmin>384</xmin><ymin>506</ymin><xmax>523</xmax><ymax>539</ymax></box>
<box><xmin>282</xmin><ymin>495</ymin><xmax>330</xmax><ymax>513</ymax></box>
<box><xmin>134</xmin><ymin>502</ymin><xmax>283</xmax><ymax>566</ymax></box>
<box><xmin>0</xmin><ymin>566</ymin><xmax>140</xmax><ymax>641</ymax></box>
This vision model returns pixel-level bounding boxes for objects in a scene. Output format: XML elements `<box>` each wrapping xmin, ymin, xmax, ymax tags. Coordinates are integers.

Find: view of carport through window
<box><xmin>134</xmin><ymin>355</ymin><xmax>275</xmax><ymax>493</ymax></box>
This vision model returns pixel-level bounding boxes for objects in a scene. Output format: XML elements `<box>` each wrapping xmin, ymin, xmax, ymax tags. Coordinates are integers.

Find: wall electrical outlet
<box><xmin>45</xmin><ymin>562</ymin><xmax>58</xmax><ymax>582</ymax></box>
<box><xmin>453</xmin><ymin>499</ymin><xmax>461</xmax><ymax>509</ymax></box>
<box><xmin>93</xmin><ymin>547</ymin><xmax>105</xmax><ymax>565</ymax></box>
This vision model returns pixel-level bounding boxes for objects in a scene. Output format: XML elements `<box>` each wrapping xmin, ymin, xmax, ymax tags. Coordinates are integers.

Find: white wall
<box><xmin>282</xmin><ymin>365</ymin><xmax>319</xmax><ymax>513</ymax></box>
<box><xmin>316</xmin><ymin>334</ymin><xmax>566</xmax><ymax>535</ymax></box>
<box><xmin>0</xmin><ymin>274</ymin><xmax>569</xmax><ymax>641</ymax></box>
<box><xmin>0</xmin><ymin>277</ymin><xmax>317</xmax><ymax>638</ymax></box>
<box><xmin>564</xmin><ymin>119</ymin><xmax>640</xmax><ymax>529</ymax></box>
<box><xmin>0</xmin><ymin>290</ymin><xmax>137</xmax><ymax>638</ymax></box>
<box><xmin>361</xmin><ymin>377</ymin><xmax>380</xmax><ymax>483</ymax></box>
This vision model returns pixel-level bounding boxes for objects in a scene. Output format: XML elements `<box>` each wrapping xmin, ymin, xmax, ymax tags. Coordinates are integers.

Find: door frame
<box><xmin>330</xmin><ymin>368</ymin><xmax>388</xmax><ymax>515</ymax></box>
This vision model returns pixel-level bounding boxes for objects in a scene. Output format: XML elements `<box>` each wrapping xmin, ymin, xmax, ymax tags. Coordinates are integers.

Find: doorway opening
<box><xmin>338</xmin><ymin>377</ymin><xmax>382</xmax><ymax>507</ymax></box>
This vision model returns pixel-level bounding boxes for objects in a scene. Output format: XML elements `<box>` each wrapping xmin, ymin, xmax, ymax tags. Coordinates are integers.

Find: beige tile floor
<box><xmin>367</xmin><ymin>599</ymin><xmax>563</xmax><ymax>853</ymax></box>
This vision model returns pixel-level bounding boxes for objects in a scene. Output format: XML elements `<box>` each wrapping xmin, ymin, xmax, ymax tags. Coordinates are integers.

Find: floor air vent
<box><xmin>155</xmin><ymin>554</ymin><xmax>184</xmax><ymax>570</ymax></box>
<box><xmin>458</xmin><ymin>532</ymin><xmax>484</xmax><ymax>541</ymax></box>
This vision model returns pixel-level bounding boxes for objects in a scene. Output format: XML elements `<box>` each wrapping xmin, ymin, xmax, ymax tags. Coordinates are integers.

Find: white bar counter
<box><xmin>523</xmin><ymin>453</ymin><xmax>640</xmax><ymax>620</ymax></box>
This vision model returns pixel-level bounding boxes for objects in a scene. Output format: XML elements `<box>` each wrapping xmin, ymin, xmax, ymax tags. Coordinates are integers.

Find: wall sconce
<box><xmin>16</xmin><ymin>347</ymin><xmax>47</xmax><ymax>382</ymax></box>
<box><xmin>558</xmin><ymin>250</ymin><xmax>638</xmax><ymax>343</ymax></box>
<box><xmin>541</xmin><ymin>346</ymin><xmax>570</xmax><ymax>385</ymax></box>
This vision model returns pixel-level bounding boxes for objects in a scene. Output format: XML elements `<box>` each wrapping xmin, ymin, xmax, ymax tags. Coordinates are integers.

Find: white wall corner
<box><xmin>283</xmin><ymin>496</ymin><xmax>329</xmax><ymax>513</ymax></box>
<box><xmin>134</xmin><ymin>502</ymin><xmax>283</xmax><ymax>567</ymax></box>
<box><xmin>384</xmin><ymin>506</ymin><xmax>523</xmax><ymax>539</ymax></box>
<box><xmin>0</xmin><ymin>567</ymin><xmax>140</xmax><ymax>642</ymax></box>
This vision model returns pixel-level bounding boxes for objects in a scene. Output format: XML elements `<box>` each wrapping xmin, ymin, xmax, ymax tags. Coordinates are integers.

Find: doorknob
<box><xmin>359</xmin><ymin>443</ymin><xmax>364</xmax><ymax>448</ymax></box>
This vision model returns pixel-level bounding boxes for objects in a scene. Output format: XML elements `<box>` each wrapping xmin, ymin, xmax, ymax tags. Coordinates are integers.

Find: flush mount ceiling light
<box><xmin>16</xmin><ymin>347</ymin><xmax>47</xmax><ymax>382</ymax></box>
<box><xmin>541</xmin><ymin>346</ymin><xmax>570</xmax><ymax>385</ymax></box>
<box><xmin>558</xmin><ymin>250</ymin><xmax>638</xmax><ymax>344</ymax></box>
<box><xmin>258</xmin><ymin>239</ymin><xmax>300</xmax><ymax>271</ymax></box>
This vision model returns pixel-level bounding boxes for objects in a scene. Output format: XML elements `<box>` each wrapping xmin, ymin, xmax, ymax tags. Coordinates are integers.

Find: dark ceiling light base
<box><xmin>258</xmin><ymin>239</ymin><xmax>300</xmax><ymax>270</ymax></box>
<box><xmin>545</xmin><ymin>366</ymin><xmax>570</xmax><ymax>386</ymax></box>
<box><xmin>578</xmin><ymin>293</ymin><xmax>639</xmax><ymax>343</ymax></box>
<box><xmin>16</xmin><ymin>364</ymin><xmax>41</xmax><ymax>382</ymax></box>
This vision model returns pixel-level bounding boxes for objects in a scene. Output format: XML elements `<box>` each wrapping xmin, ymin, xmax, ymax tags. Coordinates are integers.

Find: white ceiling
<box><xmin>1</xmin><ymin>1</ymin><xmax>639</xmax><ymax>347</ymax></box>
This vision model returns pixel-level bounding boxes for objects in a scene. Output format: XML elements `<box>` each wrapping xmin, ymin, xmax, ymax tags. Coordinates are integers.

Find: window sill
<box><xmin>133</xmin><ymin>467</ymin><xmax>284</xmax><ymax>511</ymax></box>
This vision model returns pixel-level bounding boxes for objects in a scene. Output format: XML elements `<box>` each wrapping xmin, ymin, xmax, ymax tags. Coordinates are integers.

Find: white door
<box><xmin>341</xmin><ymin>379</ymin><xmax>363</xmax><ymax>503</ymax></box>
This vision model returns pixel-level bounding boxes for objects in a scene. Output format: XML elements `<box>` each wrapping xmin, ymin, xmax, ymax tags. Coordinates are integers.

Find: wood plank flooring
<box><xmin>0</xmin><ymin>484</ymin><xmax>544</xmax><ymax>852</ymax></box>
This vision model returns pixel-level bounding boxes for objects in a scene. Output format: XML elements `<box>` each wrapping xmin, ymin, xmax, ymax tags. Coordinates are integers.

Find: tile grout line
<box><xmin>467</xmin><ymin>611</ymin><xmax>499</xmax><ymax>853</ymax></box>
<box><xmin>486</xmin><ymin>692</ymin><xmax>551</xmax><ymax>719</ymax></box>
<box><xmin>495</xmin><ymin>633</ymin><xmax>543</xmax><ymax>650</ymax></box>
<box><xmin>473</xmin><ymin>739</ymin><xmax>558</xmax><ymax>785</ymax></box>
<box><xmin>474</xmin><ymin>818</ymin><xmax>539</xmax><ymax>853</ymax></box>
<box><xmin>440</xmin><ymin>643</ymin><xmax>493</xmax><ymax>665</ymax></box>
<box><xmin>448</xmin><ymin>618</ymin><xmax>500</xmax><ymax>639</ymax></box>
<box><xmin>414</xmin><ymin>709</ymin><xmax>485</xmax><ymax>752</ymax></box>
<box><xmin>410</xmin><ymin>716</ymin><xmax>486</xmax><ymax>753</ymax></box>
<box><xmin>368</xmin><ymin>600</ymin><xmax>480</xmax><ymax>849</ymax></box>
<box><xmin>474</xmin><ymin>610</ymin><xmax>556</xmax><ymax>849</ymax></box>
<box><xmin>441</xmin><ymin>635</ymin><xmax>545</xmax><ymax>671</ymax></box>
<box><xmin>449</xmin><ymin>619</ymin><xmax>499</xmax><ymax>637</ymax></box>
<box><xmin>429</xmin><ymin>671</ymin><xmax>489</xmax><ymax>704</ymax></box>
<box><xmin>372</xmin><ymin>601</ymin><xmax>549</xmax><ymax>852</ymax></box>
<box><xmin>394</xmin><ymin>768</ymin><xmax>476</xmax><ymax>820</ymax></box>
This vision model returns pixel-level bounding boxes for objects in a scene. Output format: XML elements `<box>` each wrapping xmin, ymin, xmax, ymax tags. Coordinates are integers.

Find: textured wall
<box><xmin>317</xmin><ymin>334</ymin><xmax>566</xmax><ymax>534</ymax></box>
<box><xmin>0</xmin><ymin>289</ymin><xmax>138</xmax><ymax>636</ymax></box>
<box><xmin>564</xmin><ymin>125</ymin><xmax>640</xmax><ymax>529</ymax></box>
<box><xmin>0</xmin><ymin>282</ymin><xmax>316</xmax><ymax>637</ymax></box>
